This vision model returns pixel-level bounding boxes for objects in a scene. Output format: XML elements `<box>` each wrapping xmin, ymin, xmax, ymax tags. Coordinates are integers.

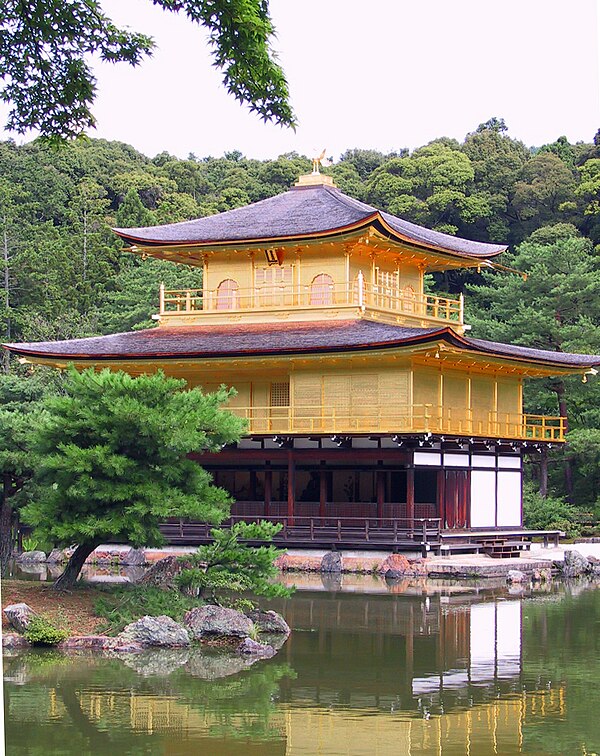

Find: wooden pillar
<box><xmin>319</xmin><ymin>463</ymin><xmax>327</xmax><ymax>519</ymax></box>
<box><xmin>407</xmin><ymin>467</ymin><xmax>415</xmax><ymax>531</ymax></box>
<box><xmin>376</xmin><ymin>468</ymin><xmax>385</xmax><ymax>522</ymax></box>
<box><xmin>250</xmin><ymin>470</ymin><xmax>257</xmax><ymax>503</ymax></box>
<box><xmin>264</xmin><ymin>464</ymin><xmax>272</xmax><ymax>517</ymax></box>
<box><xmin>287</xmin><ymin>450</ymin><xmax>295</xmax><ymax>524</ymax></box>
<box><xmin>437</xmin><ymin>468</ymin><xmax>446</xmax><ymax>530</ymax></box>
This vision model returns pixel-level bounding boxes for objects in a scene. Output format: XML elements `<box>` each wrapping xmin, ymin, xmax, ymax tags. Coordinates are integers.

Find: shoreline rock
<box><xmin>119</xmin><ymin>615</ymin><xmax>191</xmax><ymax>647</ymax></box>
<box><xmin>17</xmin><ymin>551</ymin><xmax>46</xmax><ymax>564</ymax></box>
<box><xmin>184</xmin><ymin>605</ymin><xmax>254</xmax><ymax>640</ymax></box>
<box><xmin>247</xmin><ymin>609</ymin><xmax>290</xmax><ymax>635</ymax></box>
<box><xmin>238</xmin><ymin>638</ymin><xmax>276</xmax><ymax>658</ymax></box>
<box><xmin>3</xmin><ymin>602</ymin><xmax>37</xmax><ymax>633</ymax></box>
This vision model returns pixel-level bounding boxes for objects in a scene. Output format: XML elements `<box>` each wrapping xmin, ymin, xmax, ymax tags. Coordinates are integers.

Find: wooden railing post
<box><xmin>357</xmin><ymin>270</ymin><xmax>365</xmax><ymax>311</ymax></box>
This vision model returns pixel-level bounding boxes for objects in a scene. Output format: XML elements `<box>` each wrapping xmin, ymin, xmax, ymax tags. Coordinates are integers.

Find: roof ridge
<box><xmin>322</xmin><ymin>185</ymin><xmax>378</xmax><ymax>216</ymax></box>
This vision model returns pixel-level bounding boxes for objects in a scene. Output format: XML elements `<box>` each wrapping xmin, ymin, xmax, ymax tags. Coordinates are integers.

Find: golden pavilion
<box><xmin>5</xmin><ymin>169</ymin><xmax>600</xmax><ymax>552</ymax></box>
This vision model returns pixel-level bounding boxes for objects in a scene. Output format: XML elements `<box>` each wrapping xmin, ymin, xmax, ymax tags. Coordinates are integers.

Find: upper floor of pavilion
<box><xmin>113</xmin><ymin>172</ymin><xmax>507</xmax><ymax>334</ymax></box>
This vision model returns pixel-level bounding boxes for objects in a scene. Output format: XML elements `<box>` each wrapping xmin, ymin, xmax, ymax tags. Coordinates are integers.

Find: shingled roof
<box><xmin>113</xmin><ymin>183</ymin><xmax>506</xmax><ymax>259</ymax></box>
<box><xmin>4</xmin><ymin>320</ymin><xmax>599</xmax><ymax>369</ymax></box>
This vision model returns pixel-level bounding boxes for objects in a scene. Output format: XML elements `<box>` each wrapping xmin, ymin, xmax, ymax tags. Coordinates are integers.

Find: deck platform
<box><xmin>159</xmin><ymin>517</ymin><xmax>563</xmax><ymax>558</ymax></box>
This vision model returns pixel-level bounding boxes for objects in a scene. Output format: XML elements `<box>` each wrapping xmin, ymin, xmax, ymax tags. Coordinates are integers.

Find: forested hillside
<box><xmin>2</xmin><ymin>117</ymin><xmax>600</xmax><ymax>528</ymax></box>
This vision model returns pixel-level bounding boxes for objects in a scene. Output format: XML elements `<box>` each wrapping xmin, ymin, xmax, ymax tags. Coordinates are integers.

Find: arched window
<box><xmin>310</xmin><ymin>273</ymin><xmax>334</xmax><ymax>306</ymax></box>
<box><xmin>216</xmin><ymin>279</ymin><xmax>239</xmax><ymax>310</ymax></box>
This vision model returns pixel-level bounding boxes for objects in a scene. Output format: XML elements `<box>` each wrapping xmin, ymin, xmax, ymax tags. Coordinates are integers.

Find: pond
<box><xmin>4</xmin><ymin>576</ymin><xmax>600</xmax><ymax>755</ymax></box>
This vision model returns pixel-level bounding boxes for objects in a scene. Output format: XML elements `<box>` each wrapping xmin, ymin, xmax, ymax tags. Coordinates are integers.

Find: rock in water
<box><xmin>140</xmin><ymin>555</ymin><xmax>192</xmax><ymax>589</ymax></box>
<box><xmin>378</xmin><ymin>554</ymin><xmax>411</xmax><ymax>576</ymax></box>
<box><xmin>247</xmin><ymin>609</ymin><xmax>290</xmax><ymax>634</ymax></box>
<box><xmin>184</xmin><ymin>605</ymin><xmax>254</xmax><ymax>639</ymax></box>
<box><xmin>320</xmin><ymin>551</ymin><xmax>342</xmax><ymax>573</ymax></box>
<box><xmin>46</xmin><ymin>549</ymin><xmax>65</xmax><ymax>564</ymax></box>
<box><xmin>17</xmin><ymin>551</ymin><xmax>46</xmax><ymax>563</ymax></box>
<box><xmin>563</xmin><ymin>550</ymin><xmax>590</xmax><ymax>578</ymax></box>
<box><xmin>237</xmin><ymin>638</ymin><xmax>276</xmax><ymax>658</ymax></box>
<box><xmin>121</xmin><ymin>548</ymin><xmax>146</xmax><ymax>566</ymax></box>
<box><xmin>507</xmin><ymin>570</ymin><xmax>526</xmax><ymax>584</ymax></box>
<box><xmin>119</xmin><ymin>615</ymin><xmax>190</xmax><ymax>647</ymax></box>
<box><xmin>2</xmin><ymin>634</ymin><xmax>31</xmax><ymax>649</ymax></box>
<box><xmin>3</xmin><ymin>603</ymin><xmax>37</xmax><ymax>633</ymax></box>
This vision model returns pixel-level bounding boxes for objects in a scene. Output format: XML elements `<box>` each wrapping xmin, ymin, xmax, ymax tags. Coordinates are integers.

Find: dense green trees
<box><xmin>0</xmin><ymin>1</ymin><xmax>294</xmax><ymax>141</ymax></box>
<box><xmin>21</xmin><ymin>368</ymin><xmax>245</xmax><ymax>588</ymax></box>
<box><xmin>1</xmin><ymin>120</ymin><xmax>600</xmax><ymax>524</ymax></box>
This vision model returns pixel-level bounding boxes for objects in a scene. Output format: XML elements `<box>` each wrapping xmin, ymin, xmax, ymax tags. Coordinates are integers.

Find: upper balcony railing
<box><xmin>230</xmin><ymin>405</ymin><xmax>566</xmax><ymax>442</ymax></box>
<box><xmin>159</xmin><ymin>277</ymin><xmax>464</xmax><ymax>326</ymax></box>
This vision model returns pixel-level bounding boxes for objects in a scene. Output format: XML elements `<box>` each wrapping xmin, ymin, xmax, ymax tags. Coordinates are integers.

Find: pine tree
<box><xmin>115</xmin><ymin>187</ymin><xmax>156</xmax><ymax>228</ymax></box>
<box><xmin>22</xmin><ymin>368</ymin><xmax>246</xmax><ymax>589</ymax></box>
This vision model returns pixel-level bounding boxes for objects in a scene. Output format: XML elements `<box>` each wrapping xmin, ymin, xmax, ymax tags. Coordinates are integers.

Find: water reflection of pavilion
<box><xmin>4</xmin><ymin>592</ymin><xmax>568</xmax><ymax>755</ymax></box>
<box><xmin>278</xmin><ymin>592</ymin><xmax>525</xmax><ymax>709</ymax></box>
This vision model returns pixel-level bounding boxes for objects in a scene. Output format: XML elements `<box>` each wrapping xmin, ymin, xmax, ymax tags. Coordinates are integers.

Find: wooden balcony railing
<box><xmin>159</xmin><ymin>280</ymin><xmax>464</xmax><ymax>325</ymax></box>
<box><xmin>230</xmin><ymin>405</ymin><xmax>566</xmax><ymax>442</ymax></box>
<box><xmin>160</xmin><ymin>515</ymin><xmax>442</xmax><ymax>554</ymax></box>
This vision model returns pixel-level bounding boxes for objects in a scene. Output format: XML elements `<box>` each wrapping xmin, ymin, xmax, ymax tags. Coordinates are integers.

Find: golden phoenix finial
<box><xmin>312</xmin><ymin>148</ymin><xmax>332</xmax><ymax>174</ymax></box>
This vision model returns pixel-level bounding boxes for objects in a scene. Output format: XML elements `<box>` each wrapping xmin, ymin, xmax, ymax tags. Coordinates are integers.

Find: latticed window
<box><xmin>270</xmin><ymin>382</ymin><xmax>290</xmax><ymax>407</ymax></box>
<box><xmin>256</xmin><ymin>265</ymin><xmax>292</xmax><ymax>286</ymax></box>
<box><xmin>310</xmin><ymin>273</ymin><xmax>334</xmax><ymax>305</ymax></box>
<box><xmin>256</xmin><ymin>265</ymin><xmax>293</xmax><ymax>307</ymax></box>
<box><xmin>376</xmin><ymin>268</ymin><xmax>399</xmax><ymax>293</ymax></box>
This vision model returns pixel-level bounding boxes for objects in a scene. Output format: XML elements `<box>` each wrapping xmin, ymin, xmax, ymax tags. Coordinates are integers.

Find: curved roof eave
<box><xmin>113</xmin><ymin>211</ymin><xmax>505</xmax><ymax>261</ymax></box>
<box><xmin>3</xmin><ymin>324</ymin><xmax>599</xmax><ymax>370</ymax></box>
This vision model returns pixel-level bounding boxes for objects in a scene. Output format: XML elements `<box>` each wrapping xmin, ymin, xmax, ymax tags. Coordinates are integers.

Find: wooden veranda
<box><xmin>159</xmin><ymin>516</ymin><xmax>562</xmax><ymax>558</ymax></box>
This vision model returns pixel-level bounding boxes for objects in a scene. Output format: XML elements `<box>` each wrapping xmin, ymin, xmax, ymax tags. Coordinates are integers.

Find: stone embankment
<box><xmin>3</xmin><ymin>585</ymin><xmax>290</xmax><ymax>662</ymax></box>
<box><xmin>15</xmin><ymin>540</ymin><xmax>600</xmax><ymax>582</ymax></box>
<box><xmin>3</xmin><ymin>555</ymin><xmax>290</xmax><ymax>659</ymax></box>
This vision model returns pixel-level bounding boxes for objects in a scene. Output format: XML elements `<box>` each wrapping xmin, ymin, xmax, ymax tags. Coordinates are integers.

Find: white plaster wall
<box><xmin>413</xmin><ymin>451</ymin><xmax>441</xmax><ymax>466</ymax></box>
<box><xmin>471</xmin><ymin>470</ymin><xmax>497</xmax><ymax>527</ymax></box>
<box><xmin>496</xmin><ymin>471</ymin><xmax>522</xmax><ymax>526</ymax></box>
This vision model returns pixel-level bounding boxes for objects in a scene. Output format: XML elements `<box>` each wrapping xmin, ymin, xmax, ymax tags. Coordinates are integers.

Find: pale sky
<box><xmin>5</xmin><ymin>0</ymin><xmax>600</xmax><ymax>159</ymax></box>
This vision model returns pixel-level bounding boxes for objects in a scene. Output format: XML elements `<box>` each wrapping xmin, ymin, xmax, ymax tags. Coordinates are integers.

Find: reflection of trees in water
<box><xmin>4</xmin><ymin>650</ymin><xmax>295</xmax><ymax>751</ymax></box>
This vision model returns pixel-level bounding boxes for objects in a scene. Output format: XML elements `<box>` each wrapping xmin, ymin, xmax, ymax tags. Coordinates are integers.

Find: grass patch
<box><xmin>93</xmin><ymin>586</ymin><xmax>202</xmax><ymax>635</ymax></box>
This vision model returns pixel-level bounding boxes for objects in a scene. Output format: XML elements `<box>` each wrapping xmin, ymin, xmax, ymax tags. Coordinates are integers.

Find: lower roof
<box><xmin>3</xmin><ymin>320</ymin><xmax>600</xmax><ymax>370</ymax></box>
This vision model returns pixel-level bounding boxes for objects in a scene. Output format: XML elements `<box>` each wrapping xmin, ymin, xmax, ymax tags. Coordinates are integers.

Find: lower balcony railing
<box><xmin>230</xmin><ymin>405</ymin><xmax>566</xmax><ymax>441</ymax></box>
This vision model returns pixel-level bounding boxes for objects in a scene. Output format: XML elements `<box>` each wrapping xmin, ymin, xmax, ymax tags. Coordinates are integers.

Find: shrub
<box><xmin>24</xmin><ymin>615</ymin><xmax>68</xmax><ymax>646</ymax></box>
<box><xmin>21</xmin><ymin>536</ymin><xmax>39</xmax><ymax>552</ymax></box>
<box><xmin>523</xmin><ymin>483</ymin><xmax>581</xmax><ymax>538</ymax></box>
<box><xmin>93</xmin><ymin>586</ymin><xmax>200</xmax><ymax>635</ymax></box>
<box><xmin>176</xmin><ymin>520</ymin><xmax>294</xmax><ymax>607</ymax></box>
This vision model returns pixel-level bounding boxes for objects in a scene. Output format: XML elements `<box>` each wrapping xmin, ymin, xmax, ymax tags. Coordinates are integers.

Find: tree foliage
<box><xmin>0</xmin><ymin>1</ymin><xmax>295</xmax><ymax>142</ymax></box>
<box><xmin>22</xmin><ymin>367</ymin><xmax>246</xmax><ymax>588</ymax></box>
<box><xmin>0</xmin><ymin>370</ymin><xmax>57</xmax><ymax>573</ymax></box>
<box><xmin>176</xmin><ymin>521</ymin><xmax>293</xmax><ymax>606</ymax></box>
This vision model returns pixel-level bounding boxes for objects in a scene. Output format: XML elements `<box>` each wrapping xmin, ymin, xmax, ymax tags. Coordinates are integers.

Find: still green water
<box><xmin>4</xmin><ymin>577</ymin><xmax>600</xmax><ymax>755</ymax></box>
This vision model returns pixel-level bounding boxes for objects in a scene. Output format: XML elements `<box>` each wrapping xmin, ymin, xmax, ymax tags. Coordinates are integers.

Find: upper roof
<box><xmin>113</xmin><ymin>183</ymin><xmax>506</xmax><ymax>259</ymax></box>
<box><xmin>4</xmin><ymin>320</ymin><xmax>599</xmax><ymax>369</ymax></box>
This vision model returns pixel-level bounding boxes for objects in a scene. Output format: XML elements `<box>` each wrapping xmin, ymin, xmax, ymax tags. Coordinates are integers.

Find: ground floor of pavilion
<box><xmin>161</xmin><ymin>435</ymin><xmax>546</xmax><ymax>555</ymax></box>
